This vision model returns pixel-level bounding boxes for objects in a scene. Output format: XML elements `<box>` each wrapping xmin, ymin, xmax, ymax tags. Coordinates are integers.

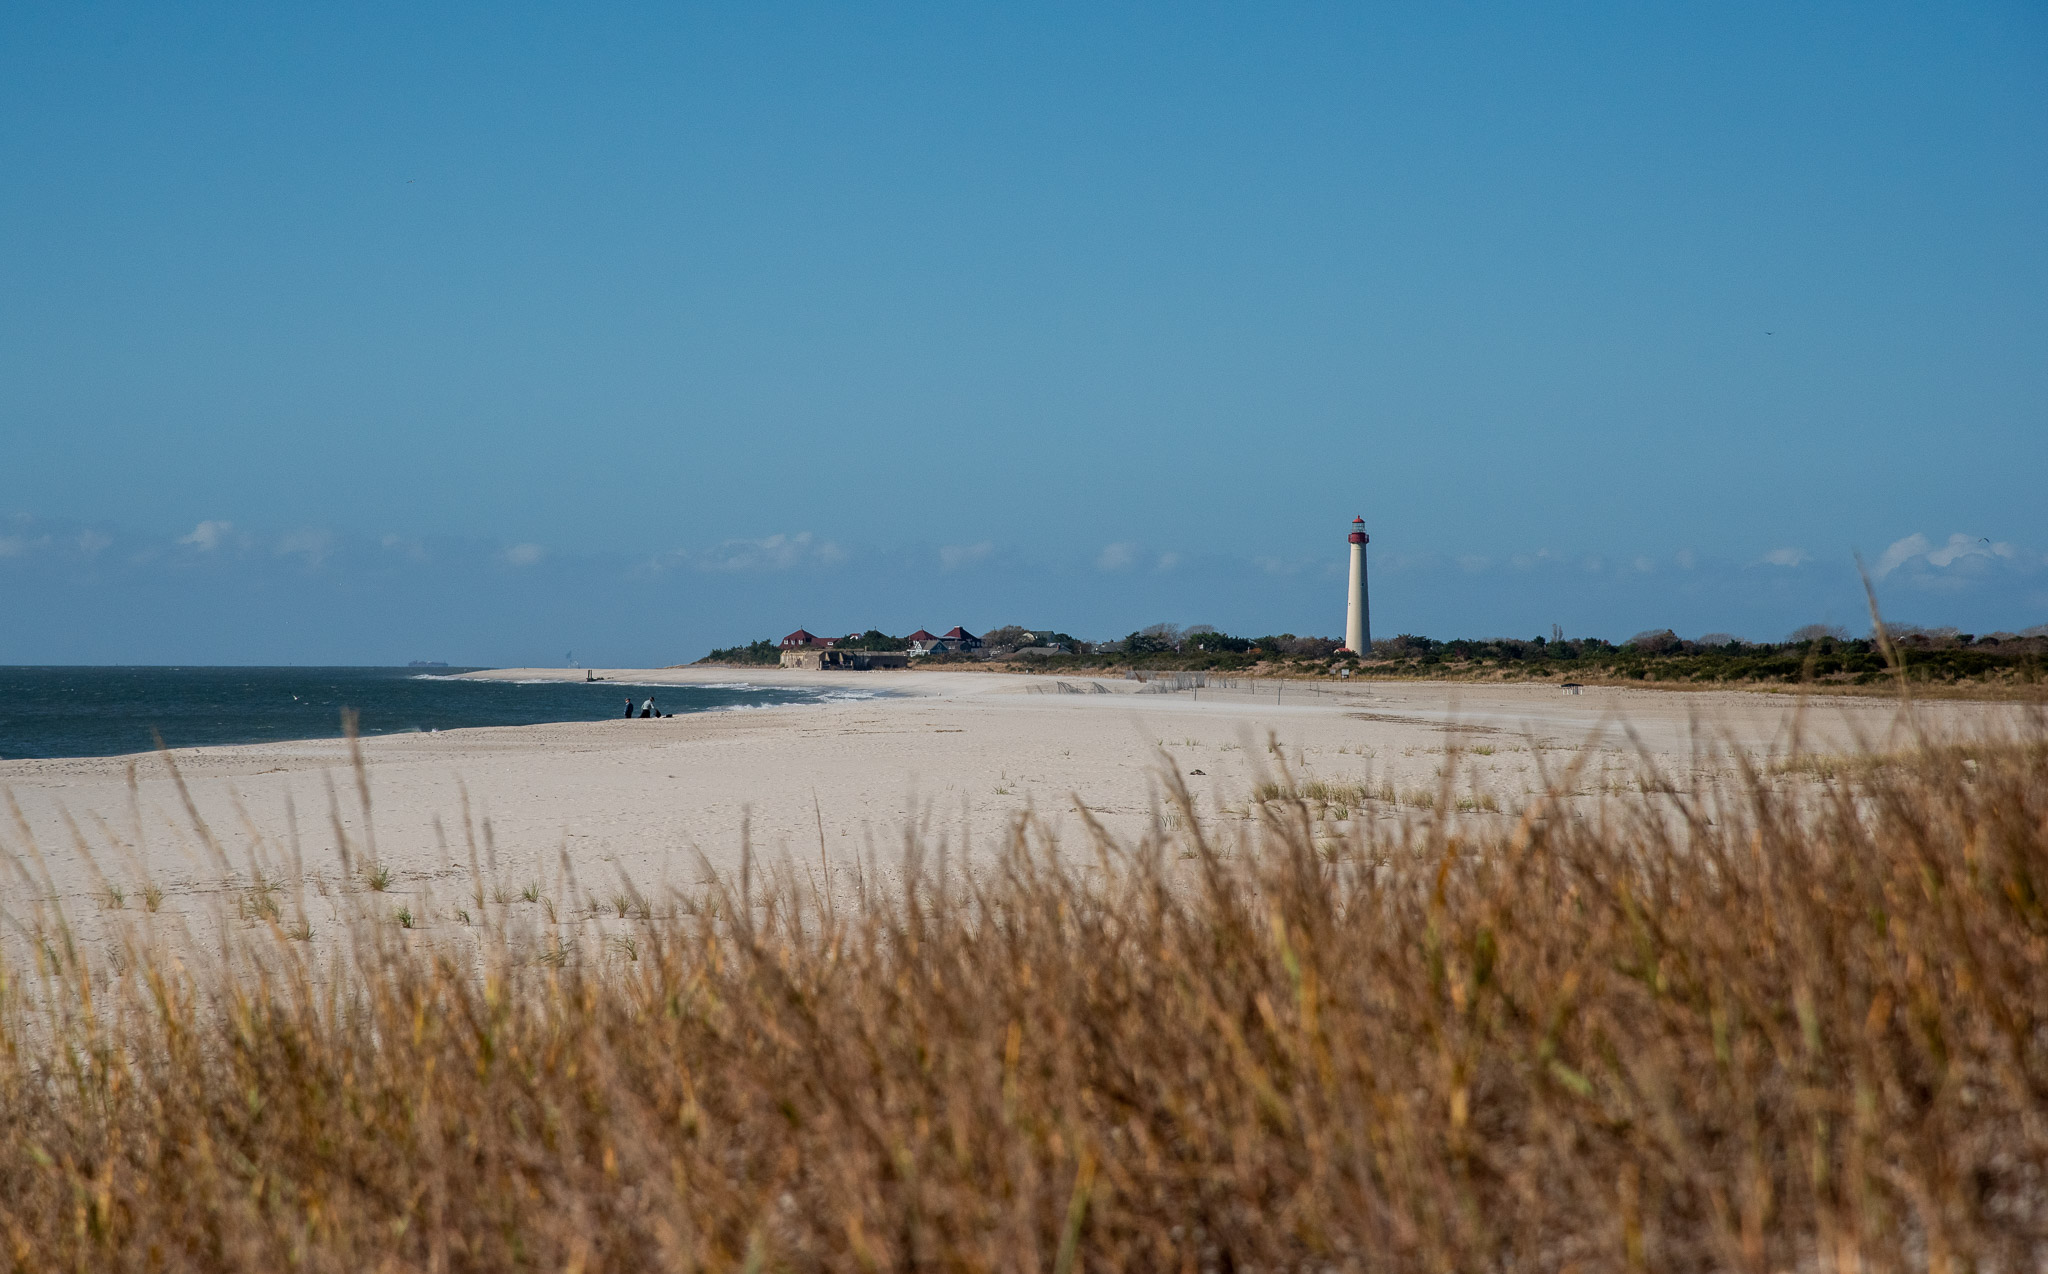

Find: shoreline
<box><xmin>0</xmin><ymin>668</ymin><xmax>903</xmax><ymax>767</ymax></box>
<box><xmin>3</xmin><ymin>673</ymin><xmax>2028</xmax><ymax>964</ymax></box>
<box><xmin>456</xmin><ymin>665</ymin><xmax>954</xmax><ymax>695</ymax></box>
<box><xmin>677</xmin><ymin>658</ymin><xmax>2048</xmax><ymax>700</ymax></box>
<box><xmin>4</xmin><ymin>666</ymin><xmax>2017</xmax><ymax>776</ymax></box>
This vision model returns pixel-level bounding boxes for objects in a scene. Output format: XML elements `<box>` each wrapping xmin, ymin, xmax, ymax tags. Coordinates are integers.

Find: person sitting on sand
<box><xmin>640</xmin><ymin>698</ymin><xmax>655</xmax><ymax>719</ymax></box>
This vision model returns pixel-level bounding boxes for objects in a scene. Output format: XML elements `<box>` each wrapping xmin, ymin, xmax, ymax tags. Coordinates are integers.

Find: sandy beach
<box><xmin>0</xmin><ymin>669</ymin><xmax>2023</xmax><ymax>953</ymax></box>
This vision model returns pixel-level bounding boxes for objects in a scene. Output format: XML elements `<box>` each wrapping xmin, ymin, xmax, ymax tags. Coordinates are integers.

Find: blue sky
<box><xmin>3</xmin><ymin>3</ymin><xmax>2043</xmax><ymax>664</ymax></box>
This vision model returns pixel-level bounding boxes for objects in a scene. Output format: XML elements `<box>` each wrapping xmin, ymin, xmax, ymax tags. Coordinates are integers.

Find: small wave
<box><xmin>408</xmin><ymin>674</ymin><xmax>592</xmax><ymax>686</ymax></box>
<box><xmin>411</xmin><ymin>674</ymin><xmax>767</xmax><ymax>690</ymax></box>
<box><xmin>705</xmin><ymin>690</ymin><xmax>886</xmax><ymax>711</ymax></box>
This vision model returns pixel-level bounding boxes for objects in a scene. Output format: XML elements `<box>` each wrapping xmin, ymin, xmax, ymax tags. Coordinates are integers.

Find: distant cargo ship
<box><xmin>407</xmin><ymin>661</ymin><xmax>449</xmax><ymax>668</ymax></box>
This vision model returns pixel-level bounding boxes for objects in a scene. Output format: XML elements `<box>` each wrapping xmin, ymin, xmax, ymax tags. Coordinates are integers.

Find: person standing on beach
<box><xmin>623</xmin><ymin>697</ymin><xmax>635</xmax><ymax>720</ymax></box>
<box><xmin>640</xmin><ymin>698</ymin><xmax>655</xmax><ymax>719</ymax></box>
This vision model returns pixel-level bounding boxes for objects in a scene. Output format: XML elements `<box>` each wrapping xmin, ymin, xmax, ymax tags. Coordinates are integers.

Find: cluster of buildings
<box><xmin>904</xmin><ymin>627</ymin><xmax>982</xmax><ymax>655</ymax></box>
<box><xmin>776</xmin><ymin>626</ymin><xmax>981</xmax><ymax>670</ymax></box>
<box><xmin>770</xmin><ymin>518</ymin><xmax>1371</xmax><ymax>672</ymax></box>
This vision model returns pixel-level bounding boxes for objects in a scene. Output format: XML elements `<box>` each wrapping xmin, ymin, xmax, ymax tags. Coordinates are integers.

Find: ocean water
<box><xmin>0</xmin><ymin>667</ymin><xmax>869</xmax><ymax>761</ymax></box>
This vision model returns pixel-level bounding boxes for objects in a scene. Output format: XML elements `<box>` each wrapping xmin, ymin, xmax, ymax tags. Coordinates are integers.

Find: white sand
<box><xmin>0</xmin><ymin>669</ymin><xmax>2017</xmax><ymax>955</ymax></box>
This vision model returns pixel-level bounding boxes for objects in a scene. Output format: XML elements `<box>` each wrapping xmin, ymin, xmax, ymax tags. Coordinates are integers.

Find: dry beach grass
<box><xmin>1</xmin><ymin>705</ymin><xmax>2045</xmax><ymax>1271</ymax></box>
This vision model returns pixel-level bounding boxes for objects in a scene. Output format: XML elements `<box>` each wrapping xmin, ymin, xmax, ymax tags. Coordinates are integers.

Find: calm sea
<box><xmin>0</xmin><ymin>667</ymin><xmax>864</xmax><ymax>761</ymax></box>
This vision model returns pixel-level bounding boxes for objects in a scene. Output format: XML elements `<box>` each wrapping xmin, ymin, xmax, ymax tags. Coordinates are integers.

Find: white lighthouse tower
<box><xmin>1344</xmin><ymin>516</ymin><xmax>1370</xmax><ymax>655</ymax></box>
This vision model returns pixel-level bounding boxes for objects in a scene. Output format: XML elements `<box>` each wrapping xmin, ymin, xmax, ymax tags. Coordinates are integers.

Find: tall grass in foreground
<box><xmin>2</xmin><ymin>729</ymin><xmax>2046</xmax><ymax>1271</ymax></box>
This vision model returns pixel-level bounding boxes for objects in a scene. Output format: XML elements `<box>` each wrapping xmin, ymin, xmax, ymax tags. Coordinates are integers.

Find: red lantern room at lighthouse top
<box><xmin>1349</xmin><ymin>517</ymin><xmax>1368</xmax><ymax>545</ymax></box>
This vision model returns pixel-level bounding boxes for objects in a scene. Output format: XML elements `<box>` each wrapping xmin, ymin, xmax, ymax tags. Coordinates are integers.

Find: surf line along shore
<box><xmin>0</xmin><ymin>668</ymin><xmax>2004</xmax><ymax>948</ymax></box>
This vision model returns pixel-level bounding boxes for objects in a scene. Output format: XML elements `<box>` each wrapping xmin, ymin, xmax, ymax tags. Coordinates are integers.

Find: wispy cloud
<box><xmin>178</xmin><ymin>520</ymin><xmax>233</xmax><ymax>552</ymax></box>
<box><xmin>1155</xmin><ymin>551</ymin><xmax>1181</xmax><ymax>571</ymax></box>
<box><xmin>1926</xmin><ymin>533</ymin><xmax>2013</xmax><ymax>567</ymax></box>
<box><xmin>503</xmin><ymin>542</ymin><xmax>546</xmax><ymax>567</ymax></box>
<box><xmin>1762</xmin><ymin>547</ymin><xmax>1809</xmax><ymax>567</ymax></box>
<box><xmin>1874</xmin><ymin>532</ymin><xmax>2016</xmax><ymax>579</ymax></box>
<box><xmin>695</xmin><ymin>531</ymin><xmax>844</xmax><ymax>572</ymax></box>
<box><xmin>1873</xmin><ymin>533</ymin><xmax>1931</xmax><ymax>578</ymax></box>
<box><xmin>1097</xmin><ymin>542</ymin><xmax>1136</xmax><ymax>571</ymax></box>
<box><xmin>380</xmin><ymin>533</ymin><xmax>428</xmax><ymax>561</ymax></box>
<box><xmin>276</xmin><ymin>529</ymin><xmax>335</xmax><ymax>565</ymax></box>
<box><xmin>939</xmin><ymin>541</ymin><xmax>993</xmax><ymax>571</ymax></box>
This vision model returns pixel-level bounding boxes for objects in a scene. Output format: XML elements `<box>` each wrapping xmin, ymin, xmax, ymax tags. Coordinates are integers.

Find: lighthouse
<box><xmin>1344</xmin><ymin>517</ymin><xmax>1370</xmax><ymax>655</ymax></box>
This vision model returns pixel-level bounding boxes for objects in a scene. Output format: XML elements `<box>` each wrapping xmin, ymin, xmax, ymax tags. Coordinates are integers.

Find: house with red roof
<box><xmin>777</xmin><ymin>626</ymin><xmax>912</xmax><ymax>670</ymax></box>
<box><xmin>775</xmin><ymin>625</ymin><xmax>973</xmax><ymax>666</ymax></box>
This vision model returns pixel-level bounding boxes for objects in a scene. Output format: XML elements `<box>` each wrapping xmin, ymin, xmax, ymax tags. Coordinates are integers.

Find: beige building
<box><xmin>779</xmin><ymin>648</ymin><xmax>909</xmax><ymax>671</ymax></box>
